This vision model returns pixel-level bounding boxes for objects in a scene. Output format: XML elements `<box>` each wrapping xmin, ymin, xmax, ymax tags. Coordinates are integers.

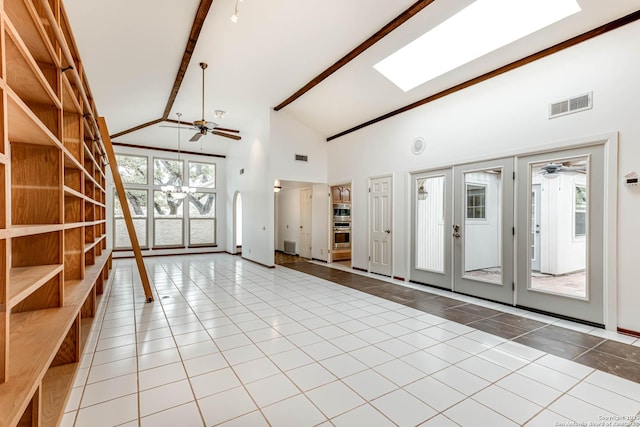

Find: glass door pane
<box><xmin>416</xmin><ymin>176</ymin><xmax>445</xmax><ymax>273</ymax></box>
<box><xmin>453</xmin><ymin>158</ymin><xmax>514</xmax><ymax>304</ymax></box>
<box><xmin>529</xmin><ymin>158</ymin><xmax>588</xmax><ymax>298</ymax></box>
<box><xmin>410</xmin><ymin>169</ymin><xmax>452</xmax><ymax>290</ymax></box>
<box><xmin>463</xmin><ymin>170</ymin><xmax>503</xmax><ymax>284</ymax></box>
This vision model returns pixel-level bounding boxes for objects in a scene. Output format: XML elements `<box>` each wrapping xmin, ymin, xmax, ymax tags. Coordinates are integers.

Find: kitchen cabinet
<box><xmin>331</xmin><ymin>185</ymin><xmax>351</xmax><ymax>203</ymax></box>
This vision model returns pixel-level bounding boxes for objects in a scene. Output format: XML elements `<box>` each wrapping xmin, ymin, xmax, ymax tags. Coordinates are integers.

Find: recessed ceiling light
<box><xmin>374</xmin><ymin>0</ymin><xmax>581</xmax><ymax>92</ymax></box>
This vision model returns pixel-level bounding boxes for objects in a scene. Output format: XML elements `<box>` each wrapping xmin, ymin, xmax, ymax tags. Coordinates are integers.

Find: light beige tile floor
<box><xmin>62</xmin><ymin>254</ymin><xmax>640</xmax><ymax>426</ymax></box>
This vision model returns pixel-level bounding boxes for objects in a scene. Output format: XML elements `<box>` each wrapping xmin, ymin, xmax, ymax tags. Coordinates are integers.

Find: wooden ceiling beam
<box><xmin>162</xmin><ymin>0</ymin><xmax>214</xmax><ymax>119</ymax></box>
<box><xmin>110</xmin><ymin>118</ymin><xmax>163</xmax><ymax>139</ymax></box>
<box><xmin>327</xmin><ymin>9</ymin><xmax>640</xmax><ymax>142</ymax></box>
<box><xmin>273</xmin><ymin>0</ymin><xmax>436</xmax><ymax>111</ymax></box>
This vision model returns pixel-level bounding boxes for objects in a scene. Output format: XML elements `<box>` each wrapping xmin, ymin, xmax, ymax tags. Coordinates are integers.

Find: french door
<box><xmin>410</xmin><ymin>145</ymin><xmax>605</xmax><ymax>325</ymax></box>
<box><xmin>453</xmin><ymin>158</ymin><xmax>514</xmax><ymax>304</ymax></box>
<box><xmin>410</xmin><ymin>169</ymin><xmax>452</xmax><ymax>290</ymax></box>
<box><xmin>516</xmin><ymin>145</ymin><xmax>605</xmax><ymax>325</ymax></box>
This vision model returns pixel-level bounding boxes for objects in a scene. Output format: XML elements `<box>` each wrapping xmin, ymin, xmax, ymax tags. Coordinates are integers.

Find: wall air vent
<box><xmin>283</xmin><ymin>240</ymin><xmax>296</xmax><ymax>255</ymax></box>
<box><xmin>549</xmin><ymin>92</ymin><xmax>592</xmax><ymax>119</ymax></box>
<box><xmin>295</xmin><ymin>154</ymin><xmax>308</xmax><ymax>162</ymax></box>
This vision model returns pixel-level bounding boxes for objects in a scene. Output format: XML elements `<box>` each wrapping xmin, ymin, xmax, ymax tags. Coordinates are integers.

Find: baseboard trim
<box><xmin>242</xmin><ymin>256</ymin><xmax>275</xmax><ymax>269</ymax></box>
<box><xmin>617</xmin><ymin>327</ymin><xmax>640</xmax><ymax>338</ymax></box>
<box><xmin>114</xmin><ymin>250</ymin><xmax>219</xmax><ymax>259</ymax></box>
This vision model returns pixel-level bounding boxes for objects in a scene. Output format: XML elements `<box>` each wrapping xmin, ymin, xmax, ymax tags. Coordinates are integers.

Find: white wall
<box><xmin>225</xmin><ymin>111</ymin><xmax>275</xmax><ymax>267</ymax></box>
<box><xmin>269</xmin><ymin>110</ymin><xmax>328</xmax><ymax>183</ymax></box>
<box><xmin>311</xmin><ymin>183</ymin><xmax>330</xmax><ymax>261</ymax></box>
<box><xmin>326</xmin><ymin>21</ymin><xmax>640</xmax><ymax>331</ymax></box>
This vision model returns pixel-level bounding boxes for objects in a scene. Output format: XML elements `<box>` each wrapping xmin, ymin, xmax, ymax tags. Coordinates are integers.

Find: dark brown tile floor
<box><xmin>278</xmin><ymin>258</ymin><xmax>640</xmax><ymax>384</ymax></box>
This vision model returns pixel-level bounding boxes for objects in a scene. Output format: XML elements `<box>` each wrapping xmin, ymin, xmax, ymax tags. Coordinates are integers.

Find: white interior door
<box><xmin>453</xmin><ymin>158</ymin><xmax>514</xmax><ymax>304</ymax></box>
<box><xmin>410</xmin><ymin>169</ymin><xmax>453</xmax><ymax>289</ymax></box>
<box><xmin>300</xmin><ymin>188</ymin><xmax>312</xmax><ymax>259</ymax></box>
<box><xmin>370</xmin><ymin>176</ymin><xmax>392</xmax><ymax>276</ymax></box>
<box><xmin>516</xmin><ymin>145</ymin><xmax>605</xmax><ymax>325</ymax></box>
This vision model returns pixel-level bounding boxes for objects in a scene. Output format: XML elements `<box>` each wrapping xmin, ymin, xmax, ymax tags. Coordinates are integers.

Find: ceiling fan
<box><xmin>163</xmin><ymin>62</ymin><xmax>241</xmax><ymax>141</ymax></box>
<box><xmin>539</xmin><ymin>162</ymin><xmax>586</xmax><ymax>178</ymax></box>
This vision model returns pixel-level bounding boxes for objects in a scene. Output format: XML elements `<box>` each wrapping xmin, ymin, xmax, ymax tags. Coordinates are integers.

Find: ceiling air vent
<box><xmin>549</xmin><ymin>92</ymin><xmax>592</xmax><ymax>119</ymax></box>
<box><xmin>295</xmin><ymin>154</ymin><xmax>308</xmax><ymax>162</ymax></box>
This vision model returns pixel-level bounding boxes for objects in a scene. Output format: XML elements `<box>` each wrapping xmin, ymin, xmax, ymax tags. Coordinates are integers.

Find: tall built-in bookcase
<box><xmin>0</xmin><ymin>0</ymin><xmax>112</xmax><ymax>425</ymax></box>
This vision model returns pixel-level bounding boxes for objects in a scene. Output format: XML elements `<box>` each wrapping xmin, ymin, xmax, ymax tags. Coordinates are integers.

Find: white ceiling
<box><xmin>65</xmin><ymin>0</ymin><xmax>640</xmax><ymax>156</ymax></box>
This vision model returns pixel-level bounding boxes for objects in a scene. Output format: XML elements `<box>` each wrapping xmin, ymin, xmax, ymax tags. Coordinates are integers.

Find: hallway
<box><xmin>63</xmin><ymin>254</ymin><xmax>640</xmax><ymax>426</ymax></box>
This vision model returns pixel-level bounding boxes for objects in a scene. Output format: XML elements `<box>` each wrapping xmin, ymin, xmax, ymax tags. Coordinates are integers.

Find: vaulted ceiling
<box><xmin>65</xmin><ymin>0</ymin><xmax>640</xmax><ymax>156</ymax></box>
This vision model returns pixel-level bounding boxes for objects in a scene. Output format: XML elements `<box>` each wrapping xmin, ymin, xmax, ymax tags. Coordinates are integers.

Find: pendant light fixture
<box><xmin>161</xmin><ymin>113</ymin><xmax>196</xmax><ymax>200</ymax></box>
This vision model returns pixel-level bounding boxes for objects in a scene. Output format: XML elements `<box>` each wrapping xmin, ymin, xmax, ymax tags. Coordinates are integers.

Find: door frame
<box><xmin>406</xmin><ymin>132</ymin><xmax>618</xmax><ymax>329</ymax></box>
<box><xmin>299</xmin><ymin>187</ymin><xmax>313</xmax><ymax>259</ymax></box>
<box><xmin>232</xmin><ymin>191</ymin><xmax>242</xmax><ymax>255</ymax></box>
<box><xmin>368</xmin><ymin>174</ymin><xmax>393</xmax><ymax>276</ymax></box>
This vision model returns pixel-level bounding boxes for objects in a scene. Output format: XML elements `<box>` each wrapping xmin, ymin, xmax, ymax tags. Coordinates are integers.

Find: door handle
<box><xmin>385</xmin><ymin>229</ymin><xmax>391</xmax><ymax>234</ymax></box>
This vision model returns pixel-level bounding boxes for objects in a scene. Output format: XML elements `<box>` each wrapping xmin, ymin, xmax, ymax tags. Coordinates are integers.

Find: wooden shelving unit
<box><xmin>0</xmin><ymin>0</ymin><xmax>113</xmax><ymax>425</ymax></box>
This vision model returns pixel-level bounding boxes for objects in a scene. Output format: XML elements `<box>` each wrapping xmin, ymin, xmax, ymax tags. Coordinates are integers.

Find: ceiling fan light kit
<box><xmin>188</xmin><ymin>62</ymin><xmax>242</xmax><ymax>142</ymax></box>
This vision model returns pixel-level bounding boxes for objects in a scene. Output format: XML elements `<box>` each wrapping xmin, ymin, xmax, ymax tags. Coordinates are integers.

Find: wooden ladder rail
<box><xmin>97</xmin><ymin>117</ymin><xmax>154</xmax><ymax>302</ymax></box>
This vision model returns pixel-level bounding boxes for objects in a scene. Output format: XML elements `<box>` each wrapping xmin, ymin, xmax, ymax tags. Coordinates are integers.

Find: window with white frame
<box><xmin>466</xmin><ymin>184</ymin><xmax>486</xmax><ymax>220</ymax></box>
<box><xmin>113</xmin><ymin>155</ymin><xmax>148</xmax><ymax>249</ymax></box>
<box><xmin>188</xmin><ymin>161</ymin><xmax>216</xmax><ymax>246</ymax></box>
<box><xmin>113</xmin><ymin>153</ymin><xmax>218</xmax><ymax>250</ymax></box>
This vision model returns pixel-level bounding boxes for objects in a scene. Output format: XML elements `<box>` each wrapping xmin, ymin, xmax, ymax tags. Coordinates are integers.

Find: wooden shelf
<box><xmin>65</xmin><ymin>250</ymin><xmax>111</xmax><ymax>307</ymax></box>
<box><xmin>0</xmin><ymin>307</ymin><xmax>78</xmax><ymax>427</ymax></box>
<box><xmin>4</xmin><ymin>18</ymin><xmax>60</xmax><ymax>109</ymax></box>
<box><xmin>1</xmin><ymin>0</ymin><xmax>112</xmax><ymax>423</ymax></box>
<box><xmin>8</xmin><ymin>224</ymin><xmax>63</xmax><ymax>238</ymax></box>
<box><xmin>8</xmin><ymin>264</ymin><xmax>64</xmax><ymax>309</ymax></box>
<box><xmin>63</xmin><ymin>185</ymin><xmax>84</xmax><ymax>200</ymax></box>
<box><xmin>63</xmin><ymin>222</ymin><xmax>84</xmax><ymax>230</ymax></box>
<box><xmin>61</xmin><ymin>74</ymin><xmax>82</xmax><ymax>114</ymax></box>
<box><xmin>41</xmin><ymin>363</ymin><xmax>77</xmax><ymax>427</ymax></box>
<box><xmin>84</xmin><ymin>235</ymin><xmax>105</xmax><ymax>253</ymax></box>
<box><xmin>3</xmin><ymin>0</ymin><xmax>59</xmax><ymax>67</ymax></box>
<box><xmin>6</xmin><ymin>88</ymin><xmax>61</xmax><ymax>148</ymax></box>
<box><xmin>63</xmin><ymin>148</ymin><xmax>83</xmax><ymax>170</ymax></box>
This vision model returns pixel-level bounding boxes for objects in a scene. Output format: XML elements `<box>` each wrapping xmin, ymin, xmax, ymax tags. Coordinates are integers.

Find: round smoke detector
<box><xmin>411</xmin><ymin>137</ymin><xmax>426</xmax><ymax>155</ymax></box>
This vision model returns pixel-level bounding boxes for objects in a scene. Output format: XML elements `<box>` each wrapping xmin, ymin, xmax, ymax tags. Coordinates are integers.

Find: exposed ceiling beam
<box><xmin>273</xmin><ymin>0</ymin><xmax>436</xmax><ymax>111</ymax></box>
<box><xmin>327</xmin><ymin>9</ymin><xmax>640</xmax><ymax>142</ymax></box>
<box><xmin>110</xmin><ymin>118</ymin><xmax>163</xmax><ymax>139</ymax></box>
<box><xmin>162</xmin><ymin>0</ymin><xmax>214</xmax><ymax>119</ymax></box>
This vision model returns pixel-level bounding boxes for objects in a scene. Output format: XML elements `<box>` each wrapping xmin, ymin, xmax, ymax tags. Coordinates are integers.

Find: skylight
<box><xmin>374</xmin><ymin>0</ymin><xmax>581</xmax><ymax>92</ymax></box>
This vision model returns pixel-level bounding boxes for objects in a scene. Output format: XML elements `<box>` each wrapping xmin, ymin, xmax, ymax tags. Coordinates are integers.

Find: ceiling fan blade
<box><xmin>214</xmin><ymin>127</ymin><xmax>240</xmax><ymax>134</ymax></box>
<box><xmin>212</xmin><ymin>130</ymin><xmax>241</xmax><ymax>141</ymax></box>
<box><xmin>190</xmin><ymin>132</ymin><xmax>203</xmax><ymax>142</ymax></box>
